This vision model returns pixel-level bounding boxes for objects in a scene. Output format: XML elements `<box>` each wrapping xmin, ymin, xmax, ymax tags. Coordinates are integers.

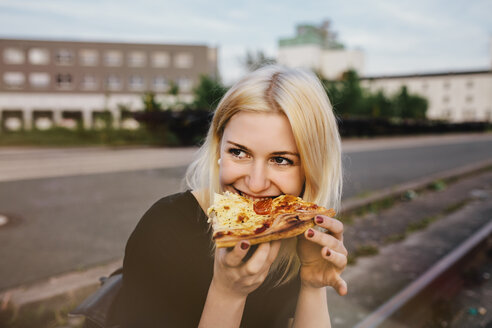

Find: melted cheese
<box><xmin>207</xmin><ymin>192</ymin><xmax>267</xmax><ymax>233</ymax></box>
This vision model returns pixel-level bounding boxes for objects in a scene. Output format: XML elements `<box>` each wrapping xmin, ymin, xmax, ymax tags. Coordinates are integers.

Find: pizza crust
<box><xmin>214</xmin><ymin>208</ymin><xmax>335</xmax><ymax>248</ymax></box>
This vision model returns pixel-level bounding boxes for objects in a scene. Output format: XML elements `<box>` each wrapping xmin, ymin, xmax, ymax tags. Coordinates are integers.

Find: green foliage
<box><xmin>242</xmin><ymin>50</ymin><xmax>277</xmax><ymax>72</ymax></box>
<box><xmin>393</xmin><ymin>86</ymin><xmax>428</xmax><ymax>119</ymax></box>
<box><xmin>323</xmin><ymin>70</ymin><xmax>428</xmax><ymax>120</ymax></box>
<box><xmin>142</xmin><ymin>92</ymin><xmax>163</xmax><ymax>112</ymax></box>
<box><xmin>192</xmin><ymin>75</ymin><xmax>228</xmax><ymax>111</ymax></box>
<box><xmin>0</xmin><ymin>127</ymin><xmax>163</xmax><ymax>147</ymax></box>
<box><xmin>168</xmin><ymin>81</ymin><xmax>179</xmax><ymax>96</ymax></box>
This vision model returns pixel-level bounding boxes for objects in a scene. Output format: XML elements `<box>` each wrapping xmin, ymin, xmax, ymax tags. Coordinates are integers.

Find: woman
<box><xmin>120</xmin><ymin>65</ymin><xmax>347</xmax><ymax>327</ymax></box>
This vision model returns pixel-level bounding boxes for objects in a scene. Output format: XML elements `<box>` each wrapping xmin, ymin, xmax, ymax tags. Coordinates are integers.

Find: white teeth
<box><xmin>239</xmin><ymin>191</ymin><xmax>270</xmax><ymax>202</ymax></box>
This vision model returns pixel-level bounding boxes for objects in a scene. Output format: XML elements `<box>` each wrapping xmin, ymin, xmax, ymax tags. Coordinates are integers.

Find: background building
<box><xmin>0</xmin><ymin>38</ymin><xmax>218</xmax><ymax>131</ymax></box>
<box><xmin>278</xmin><ymin>23</ymin><xmax>491</xmax><ymax>123</ymax></box>
<box><xmin>361</xmin><ymin>70</ymin><xmax>492</xmax><ymax>122</ymax></box>
<box><xmin>277</xmin><ymin>20</ymin><xmax>364</xmax><ymax>80</ymax></box>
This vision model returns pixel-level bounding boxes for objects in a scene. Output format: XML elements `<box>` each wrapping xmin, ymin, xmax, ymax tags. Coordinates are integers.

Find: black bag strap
<box><xmin>70</xmin><ymin>267</ymin><xmax>123</xmax><ymax>328</ymax></box>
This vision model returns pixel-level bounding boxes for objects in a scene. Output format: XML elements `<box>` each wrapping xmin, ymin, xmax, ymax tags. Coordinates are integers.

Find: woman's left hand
<box><xmin>297</xmin><ymin>215</ymin><xmax>348</xmax><ymax>295</ymax></box>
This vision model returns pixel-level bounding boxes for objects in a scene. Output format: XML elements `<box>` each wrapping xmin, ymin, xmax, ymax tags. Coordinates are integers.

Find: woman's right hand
<box><xmin>211</xmin><ymin>240</ymin><xmax>281</xmax><ymax>299</ymax></box>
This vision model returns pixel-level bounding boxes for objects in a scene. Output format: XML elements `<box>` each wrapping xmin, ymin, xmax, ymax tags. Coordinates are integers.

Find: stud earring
<box><xmin>217</xmin><ymin>158</ymin><xmax>221</xmax><ymax>165</ymax></box>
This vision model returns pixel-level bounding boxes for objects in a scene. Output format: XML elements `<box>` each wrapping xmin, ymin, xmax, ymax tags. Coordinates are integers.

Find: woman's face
<box><xmin>219</xmin><ymin>111</ymin><xmax>304</xmax><ymax>200</ymax></box>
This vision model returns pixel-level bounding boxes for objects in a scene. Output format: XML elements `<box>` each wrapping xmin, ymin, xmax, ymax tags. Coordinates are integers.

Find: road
<box><xmin>0</xmin><ymin>134</ymin><xmax>491</xmax><ymax>291</ymax></box>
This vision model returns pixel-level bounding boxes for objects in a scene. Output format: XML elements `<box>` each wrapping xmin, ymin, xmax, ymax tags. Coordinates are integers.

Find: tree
<box><xmin>392</xmin><ymin>86</ymin><xmax>428</xmax><ymax>119</ymax></box>
<box><xmin>168</xmin><ymin>81</ymin><xmax>179</xmax><ymax>97</ymax></box>
<box><xmin>142</xmin><ymin>92</ymin><xmax>163</xmax><ymax>112</ymax></box>
<box><xmin>324</xmin><ymin>70</ymin><xmax>365</xmax><ymax>117</ymax></box>
<box><xmin>192</xmin><ymin>75</ymin><xmax>228</xmax><ymax>111</ymax></box>
<box><xmin>366</xmin><ymin>91</ymin><xmax>393</xmax><ymax>118</ymax></box>
<box><xmin>242</xmin><ymin>50</ymin><xmax>276</xmax><ymax>72</ymax></box>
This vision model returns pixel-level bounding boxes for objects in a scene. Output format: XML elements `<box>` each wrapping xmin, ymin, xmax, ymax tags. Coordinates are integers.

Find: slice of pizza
<box><xmin>207</xmin><ymin>191</ymin><xmax>336</xmax><ymax>248</ymax></box>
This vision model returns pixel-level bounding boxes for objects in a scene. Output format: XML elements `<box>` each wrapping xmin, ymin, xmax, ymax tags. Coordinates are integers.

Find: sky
<box><xmin>0</xmin><ymin>0</ymin><xmax>491</xmax><ymax>84</ymax></box>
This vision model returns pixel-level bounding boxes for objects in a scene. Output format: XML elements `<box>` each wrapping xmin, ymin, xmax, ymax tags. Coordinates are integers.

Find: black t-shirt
<box><xmin>120</xmin><ymin>191</ymin><xmax>300</xmax><ymax>328</ymax></box>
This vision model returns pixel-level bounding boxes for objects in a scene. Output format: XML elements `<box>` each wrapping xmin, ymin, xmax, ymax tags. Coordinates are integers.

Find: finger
<box><xmin>321</xmin><ymin>247</ymin><xmax>348</xmax><ymax>270</ymax></box>
<box><xmin>266</xmin><ymin>240</ymin><xmax>282</xmax><ymax>264</ymax></box>
<box><xmin>333</xmin><ymin>276</ymin><xmax>348</xmax><ymax>296</ymax></box>
<box><xmin>221</xmin><ymin>241</ymin><xmax>250</xmax><ymax>267</ymax></box>
<box><xmin>314</xmin><ymin>215</ymin><xmax>344</xmax><ymax>240</ymax></box>
<box><xmin>305</xmin><ymin>228</ymin><xmax>347</xmax><ymax>255</ymax></box>
<box><xmin>244</xmin><ymin>242</ymin><xmax>273</xmax><ymax>275</ymax></box>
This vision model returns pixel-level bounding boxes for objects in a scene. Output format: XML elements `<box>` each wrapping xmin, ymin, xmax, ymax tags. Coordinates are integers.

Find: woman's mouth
<box><xmin>232</xmin><ymin>187</ymin><xmax>278</xmax><ymax>201</ymax></box>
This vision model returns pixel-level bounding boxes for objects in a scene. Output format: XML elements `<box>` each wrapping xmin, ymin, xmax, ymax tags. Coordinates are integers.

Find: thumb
<box><xmin>334</xmin><ymin>277</ymin><xmax>348</xmax><ymax>296</ymax></box>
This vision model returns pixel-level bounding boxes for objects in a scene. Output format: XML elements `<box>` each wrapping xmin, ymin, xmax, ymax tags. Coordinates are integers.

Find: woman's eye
<box><xmin>271</xmin><ymin>157</ymin><xmax>293</xmax><ymax>166</ymax></box>
<box><xmin>229</xmin><ymin>148</ymin><xmax>247</xmax><ymax>158</ymax></box>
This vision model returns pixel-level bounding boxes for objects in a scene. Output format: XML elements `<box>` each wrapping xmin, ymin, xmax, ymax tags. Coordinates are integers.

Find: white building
<box><xmin>278</xmin><ymin>23</ymin><xmax>492</xmax><ymax>123</ymax></box>
<box><xmin>277</xmin><ymin>22</ymin><xmax>364</xmax><ymax>80</ymax></box>
<box><xmin>360</xmin><ymin>70</ymin><xmax>492</xmax><ymax>122</ymax></box>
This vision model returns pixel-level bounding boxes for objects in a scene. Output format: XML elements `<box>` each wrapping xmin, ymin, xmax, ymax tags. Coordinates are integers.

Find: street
<box><xmin>0</xmin><ymin>134</ymin><xmax>491</xmax><ymax>291</ymax></box>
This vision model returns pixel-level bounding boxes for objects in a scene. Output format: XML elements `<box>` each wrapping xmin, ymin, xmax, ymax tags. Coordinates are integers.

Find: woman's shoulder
<box><xmin>128</xmin><ymin>190</ymin><xmax>206</xmax><ymax>241</ymax></box>
<box><xmin>142</xmin><ymin>190</ymin><xmax>199</xmax><ymax>220</ymax></box>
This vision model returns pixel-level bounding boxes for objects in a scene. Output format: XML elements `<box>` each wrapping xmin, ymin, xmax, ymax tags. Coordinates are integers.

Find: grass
<box><xmin>348</xmin><ymin>244</ymin><xmax>380</xmax><ymax>265</ymax></box>
<box><xmin>0</xmin><ymin>127</ymin><xmax>180</xmax><ymax>147</ymax></box>
<box><xmin>350</xmin><ymin>197</ymin><xmax>474</xmax><ymax>264</ymax></box>
<box><xmin>0</xmin><ymin>284</ymin><xmax>96</xmax><ymax>328</ymax></box>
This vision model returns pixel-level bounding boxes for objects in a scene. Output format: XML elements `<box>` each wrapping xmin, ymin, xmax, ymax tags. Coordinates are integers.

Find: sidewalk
<box><xmin>1</xmin><ymin>133</ymin><xmax>491</xmax><ymax>182</ymax></box>
<box><xmin>327</xmin><ymin>169</ymin><xmax>492</xmax><ymax>327</ymax></box>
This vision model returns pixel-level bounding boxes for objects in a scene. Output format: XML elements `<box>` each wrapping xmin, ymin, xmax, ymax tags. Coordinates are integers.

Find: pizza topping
<box><xmin>237</xmin><ymin>213</ymin><xmax>249</xmax><ymax>223</ymax></box>
<box><xmin>253</xmin><ymin>198</ymin><xmax>273</xmax><ymax>215</ymax></box>
<box><xmin>254</xmin><ymin>222</ymin><xmax>270</xmax><ymax>234</ymax></box>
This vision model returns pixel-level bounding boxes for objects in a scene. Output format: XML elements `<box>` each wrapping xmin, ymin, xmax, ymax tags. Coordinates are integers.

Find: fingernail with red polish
<box><xmin>241</xmin><ymin>242</ymin><xmax>249</xmax><ymax>250</ymax></box>
<box><xmin>307</xmin><ymin>229</ymin><xmax>314</xmax><ymax>238</ymax></box>
<box><xmin>315</xmin><ymin>216</ymin><xmax>323</xmax><ymax>224</ymax></box>
<box><xmin>325</xmin><ymin>249</ymin><xmax>331</xmax><ymax>257</ymax></box>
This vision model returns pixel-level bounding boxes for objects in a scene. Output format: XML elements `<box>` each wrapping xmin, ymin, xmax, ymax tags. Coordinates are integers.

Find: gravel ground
<box><xmin>327</xmin><ymin>169</ymin><xmax>492</xmax><ymax>327</ymax></box>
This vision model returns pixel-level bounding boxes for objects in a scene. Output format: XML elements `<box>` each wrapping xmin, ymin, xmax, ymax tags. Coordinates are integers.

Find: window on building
<box><xmin>29</xmin><ymin>72</ymin><xmax>50</xmax><ymax>88</ymax></box>
<box><xmin>3</xmin><ymin>48</ymin><xmax>25</xmax><ymax>64</ymax></box>
<box><xmin>55</xmin><ymin>73</ymin><xmax>73</xmax><ymax>89</ymax></box>
<box><xmin>466</xmin><ymin>95</ymin><xmax>473</xmax><ymax>103</ymax></box>
<box><xmin>442</xmin><ymin>96</ymin><xmax>450</xmax><ymax>104</ymax></box>
<box><xmin>129</xmin><ymin>75</ymin><xmax>145</xmax><ymax>90</ymax></box>
<box><xmin>174</xmin><ymin>52</ymin><xmax>193</xmax><ymax>69</ymax></box>
<box><xmin>153</xmin><ymin>76</ymin><xmax>168</xmax><ymax>91</ymax></box>
<box><xmin>485</xmin><ymin>109</ymin><xmax>492</xmax><ymax>122</ymax></box>
<box><xmin>105</xmin><ymin>74</ymin><xmax>122</xmax><ymax>90</ymax></box>
<box><xmin>463</xmin><ymin>109</ymin><xmax>475</xmax><ymax>121</ymax></box>
<box><xmin>466</xmin><ymin>80</ymin><xmax>474</xmax><ymax>88</ymax></box>
<box><xmin>79</xmin><ymin>49</ymin><xmax>99</xmax><ymax>66</ymax></box>
<box><xmin>443</xmin><ymin>80</ymin><xmax>451</xmax><ymax>89</ymax></box>
<box><xmin>3</xmin><ymin>72</ymin><xmax>25</xmax><ymax>88</ymax></box>
<box><xmin>55</xmin><ymin>49</ymin><xmax>74</xmax><ymax>65</ymax></box>
<box><xmin>441</xmin><ymin>109</ymin><xmax>452</xmax><ymax>120</ymax></box>
<box><xmin>103</xmin><ymin>50</ymin><xmax>123</xmax><ymax>67</ymax></box>
<box><xmin>81</xmin><ymin>74</ymin><xmax>98</xmax><ymax>90</ymax></box>
<box><xmin>422</xmin><ymin>82</ymin><xmax>428</xmax><ymax>91</ymax></box>
<box><xmin>177</xmin><ymin>77</ymin><xmax>192</xmax><ymax>92</ymax></box>
<box><xmin>128</xmin><ymin>51</ymin><xmax>146</xmax><ymax>67</ymax></box>
<box><xmin>28</xmin><ymin>48</ymin><xmax>50</xmax><ymax>65</ymax></box>
<box><xmin>151</xmin><ymin>51</ymin><xmax>170</xmax><ymax>67</ymax></box>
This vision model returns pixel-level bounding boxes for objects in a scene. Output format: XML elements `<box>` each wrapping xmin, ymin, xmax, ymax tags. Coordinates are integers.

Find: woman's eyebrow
<box><xmin>271</xmin><ymin>151</ymin><xmax>300</xmax><ymax>158</ymax></box>
<box><xmin>226</xmin><ymin>141</ymin><xmax>250</xmax><ymax>151</ymax></box>
<box><xmin>226</xmin><ymin>141</ymin><xmax>299</xmax><ymax>158</ymax></box>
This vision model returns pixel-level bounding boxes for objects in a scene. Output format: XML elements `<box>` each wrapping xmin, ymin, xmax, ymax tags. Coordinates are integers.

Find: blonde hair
<box><xmin>185</xmin><ymin>65</ymin><xmax>342</xmax><ymax>284</ymax></box>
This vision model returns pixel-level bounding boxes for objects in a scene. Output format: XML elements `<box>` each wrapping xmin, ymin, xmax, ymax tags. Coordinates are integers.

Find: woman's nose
<box><xmin>246</xmin><ymin>162</ymin><xmax>270</xmax><ymax>193</ymax></box>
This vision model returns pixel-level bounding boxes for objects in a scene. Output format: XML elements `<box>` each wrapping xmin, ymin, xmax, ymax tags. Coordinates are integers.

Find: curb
<box><xmin>1</xmin><ymin>158</ymin><xmax>492</xmax><ymax>312</ymax></box>
<box><xmin>341</xmin><ymin>158</ymin><xmax>492</xmax><ymax>214</ymax></box>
